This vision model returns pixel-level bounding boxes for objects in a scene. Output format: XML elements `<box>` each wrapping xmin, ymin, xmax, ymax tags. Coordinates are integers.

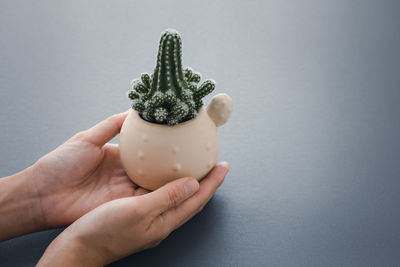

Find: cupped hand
<box><xmin>32</xmin><ymin>111</ymin><xmax>149</xmax><ymax>228</ymax></box>
<box><xmin>37</xmin><ymin>163</ymin><xmax>229</xmax><ymax>266</ymax></box>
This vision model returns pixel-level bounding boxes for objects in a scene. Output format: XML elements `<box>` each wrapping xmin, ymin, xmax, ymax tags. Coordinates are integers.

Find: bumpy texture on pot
<box><xmin>120</xmin><ymin>29</ymin><xmax>232</xmax><ymax>190</ymax></box>
<box><xmin>128</xmin><ymin>29</ymin><xmax>216</xmax><ymax>126</ymax></box>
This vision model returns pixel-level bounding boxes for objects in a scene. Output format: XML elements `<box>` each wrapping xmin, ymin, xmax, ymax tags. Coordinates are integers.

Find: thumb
<box><xmin>141</xmin><ymin>177</ymin><xmax>200</xmax><ymax>215</ymax></box>
<box><xmin>81</xmin><ymin>110</ymin><xmax>129</xmax><ymax>146</ymax></box>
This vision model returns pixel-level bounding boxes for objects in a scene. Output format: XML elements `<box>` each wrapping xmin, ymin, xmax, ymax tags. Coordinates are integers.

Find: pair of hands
<box><xmin>1</xmin><ymin>111</ymin><xmax>229</xmax><ymax>266</ymax></box>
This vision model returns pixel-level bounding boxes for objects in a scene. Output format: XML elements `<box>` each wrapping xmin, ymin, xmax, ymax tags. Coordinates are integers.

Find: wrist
<box><xmin>38</xmin><ymin>228</ymin><xmax>106</xmax><ymax>267</ymax></box>
<box><xmin>0</xmin><ymin>166</ymin><xmax>46</xmax><ymax>241</ymax></box>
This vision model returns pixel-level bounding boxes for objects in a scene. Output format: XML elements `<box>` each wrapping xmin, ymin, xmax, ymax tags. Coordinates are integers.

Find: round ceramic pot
<box><xmin>119</xmin><ymin>93</ymin><xmax>232</xmax><ymax>190</ymax></box>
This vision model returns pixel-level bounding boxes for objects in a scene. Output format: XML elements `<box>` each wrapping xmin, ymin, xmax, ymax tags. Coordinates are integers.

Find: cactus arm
<box><xmin>194</xmin><ymin>80</ymin><xmax>215</xmax><ymax>100</ymax></box>
<box><xmin>189</xmin><ymin>72</ymin><xmax>201</xmax><ymax>83</ymax></box>
<box><xmin>132</xmin><ymin>79</ymin><xmax>148</xmax><ymax>94</ymax></box>
<box><xmin>131</xmin><ymin>99</ymin><xmax>145</xmax><ymax>112</ymax></box>
<box><xmin>141</xmin><ymin>73</ymin><xmax>151</xmax><ymax>89</ymax></box>
<box><xmin>184</xmin><ymin>67</ymin><xmax>193</xmax><ymax>81</ymax></box>
<box><xmin>128</xmin><ymin>90</ymin><xmax>140</xmax><ymax>100</ymax></box>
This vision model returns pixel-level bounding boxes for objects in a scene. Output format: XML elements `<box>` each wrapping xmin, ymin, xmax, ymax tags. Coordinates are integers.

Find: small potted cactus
<box><xmin>119</xmin><ymin>29</ymin><xmax>232</xmax><ymax>190</ymax></box>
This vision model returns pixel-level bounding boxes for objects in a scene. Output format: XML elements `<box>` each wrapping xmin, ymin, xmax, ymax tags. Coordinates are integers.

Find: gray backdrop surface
<box><xmin>1</xmin><ymin>0</ymin><xmax>400</xmax><ymax>266</ymax></box>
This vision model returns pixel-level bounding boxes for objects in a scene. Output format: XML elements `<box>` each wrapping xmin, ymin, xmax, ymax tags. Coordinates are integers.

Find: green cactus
<box><xmin>127</xmin><ymin>29</ymin><xmax>215</xmax><ymax>126</ymax></box>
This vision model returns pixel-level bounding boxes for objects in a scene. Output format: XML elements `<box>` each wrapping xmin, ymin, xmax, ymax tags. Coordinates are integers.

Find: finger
<box><xmin>133</xmin><ymin>187</ymin><xmax>150</xmax><ymax>196</ymax></box>
<box><xmin>103</xmin><ymin>143</ymin><xmax>119</xmax><ymax>155</ymax></box>
<box><xmin>156</xmin><ymin>162</ymin><xmax>229</xmax><ymax>231</ymax></box>
<box><xmin>139</xmin><ymin>177</ymin><xmax>200</xmax><ymax>215</ymax></box>
<box><xmin>83</xmin><ymin>110</ymin><xmax>129</xmax><ymax>146</ymax></box>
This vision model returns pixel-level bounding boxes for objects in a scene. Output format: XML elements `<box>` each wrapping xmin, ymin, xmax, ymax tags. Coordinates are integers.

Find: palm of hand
<box><xmin>33</xmin><ymin>112</ymin><xmax>149</xmax><ymax>227</ymax></box>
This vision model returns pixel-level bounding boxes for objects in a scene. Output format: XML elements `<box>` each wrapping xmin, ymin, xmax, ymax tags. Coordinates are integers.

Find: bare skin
<box><xmin>37</xmin><ymin>164</ymin><xmax>229</xmax><ymax>266</ymax></box>
<box><xmin>32</xmin><ymin>111</ymin><xmax>148</xmax><ymax>228</ymax></box>
<box><xmin>0</xmin><ymin>111</ymin><xmax>229</xmax><ymax>265</ymax></box>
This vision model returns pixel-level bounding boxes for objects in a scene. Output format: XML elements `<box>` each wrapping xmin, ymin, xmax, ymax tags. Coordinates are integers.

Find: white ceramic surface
<box><xmin>119</xmin><ymin>94</ymin><xmax>232</xmax><ymax>190</ymax></box>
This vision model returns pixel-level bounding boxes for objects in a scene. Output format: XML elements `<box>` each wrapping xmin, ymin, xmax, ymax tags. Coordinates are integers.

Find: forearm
<box><xmin>0</xmin><ymin>166</ymin><xmax>45</xmax><ymax>241</ymax></box>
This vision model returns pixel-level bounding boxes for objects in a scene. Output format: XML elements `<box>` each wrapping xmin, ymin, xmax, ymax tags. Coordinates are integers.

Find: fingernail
<box><xmin>214</xmin><ymin>162</ymin><xmax>230</xmax><ymax>184</ymax></box>
<box><xmin>218</xmin><ymin>161</ymin><xmax>230</xmax><ymax>171</ymax></box>
<box><xmin>184</xmin><ymin>179</ymin><xmax>199</xmax><ymax>196</ymax></box>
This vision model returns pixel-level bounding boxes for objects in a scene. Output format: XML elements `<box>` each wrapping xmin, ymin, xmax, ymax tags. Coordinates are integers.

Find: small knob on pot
<box><xmin>206</xmin><ymin>93</ymin><xmax>232</xmax><ymax>127</ymax></box>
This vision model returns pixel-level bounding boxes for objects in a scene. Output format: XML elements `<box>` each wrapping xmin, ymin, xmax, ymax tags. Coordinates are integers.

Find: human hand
<box><xmin>37</xmin><ymin>163</ymin><xmax>229</xmax><ymax>266</ymax></box>
<box><xmin>32</xmin><ymin>111</ymin><xmax>150</xmax><ymax>228</ymax></box>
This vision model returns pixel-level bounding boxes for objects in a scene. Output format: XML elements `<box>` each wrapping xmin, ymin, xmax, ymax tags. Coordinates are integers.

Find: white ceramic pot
<box><xmin>119</xmin><ymin>93</ymin><xmax>232</xmax><ymax>190</ymax></box>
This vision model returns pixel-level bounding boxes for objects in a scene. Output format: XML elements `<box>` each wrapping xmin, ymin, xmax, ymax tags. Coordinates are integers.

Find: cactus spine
<box><xmin>128</xmin><ymin>29</ymin><xmax>215</xmax><ymax>126</ymax></box>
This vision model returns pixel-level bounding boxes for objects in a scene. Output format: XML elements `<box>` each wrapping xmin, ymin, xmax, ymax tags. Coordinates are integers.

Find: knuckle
<box><xmin>197</xmin><ymin>202</ymin><xmax>207</xmax><ymax>214</ymax></box>
<box><xmin>150</xmin><ymin>240</ymin><xmax>162</xmax><ymax>249</ymax></box>
<box><xmin>197</xmin><ymin>205</ymin><xmax>205</xmax><ymax>213</ymax></box>
<box><xmin>143</xmin><ymin>240</ymin><xmax>161</xmax><ymax>250</ymax></box>
<box><xmin>72</xmin><ymin>130</ymin><xmax>87</xmax><ymax>140</ymax></box>
<box><xmin>167</xmin><ymin>187</ymin><xmax>182</xmax><ymax>209</ymax></box>
<box><xmin>107</xmin><ymin>114</ymin><xmax>120</xmax><ymax>124</ymax></box>
<box><xmin>128</xmin><ymin>199</ymin><xmax>144</xmax><ymax>218</ymax></box>
<box><xmin>159</xmin><ymin>227</ymin><xmax>171</xmax><ymax>240</ymax></box>
<box><xmin>107</xmin><ymin>114</ymin><xmax>122</xmax><ymax>131</ymax></box>
<box><xmin>155</xmin><ymin>215</ymin><xmax>172</xmax><ymax>240</ymax></box>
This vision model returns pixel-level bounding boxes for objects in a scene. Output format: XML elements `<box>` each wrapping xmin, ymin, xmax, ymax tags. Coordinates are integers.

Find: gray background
<box><xmin>1</xmin><ymin>0</ymin><xmax>400</xmax><ymax>266</ymax></box>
